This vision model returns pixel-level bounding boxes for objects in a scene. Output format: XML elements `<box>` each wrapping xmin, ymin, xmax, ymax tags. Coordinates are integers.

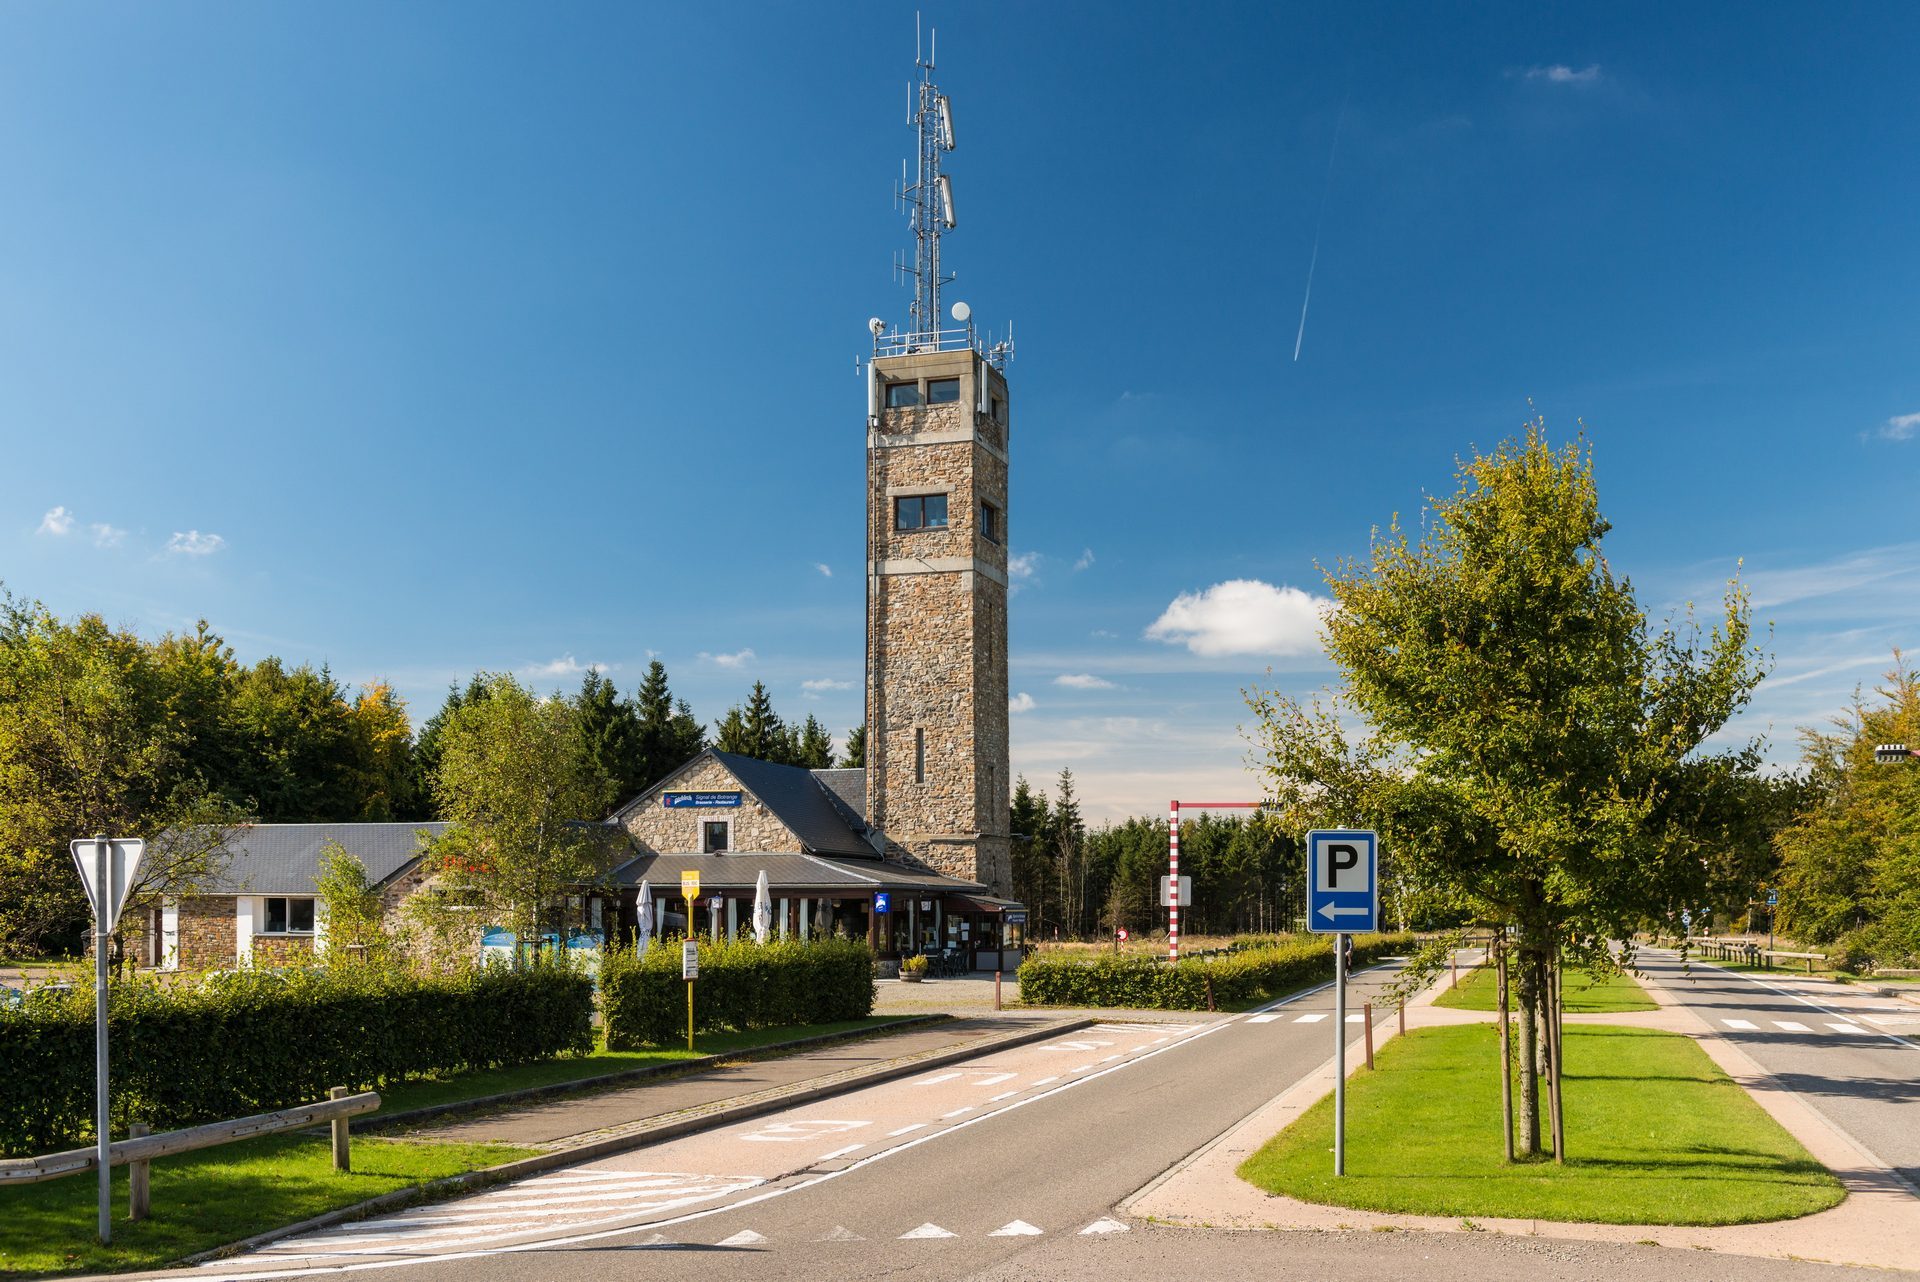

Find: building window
<box><xmin>915</xmin><ymin>728</ymin><xmax>926</xmax><ymax>783</ymax></box>
<box><xmin>979</xmin><ymin>500</ymin><xmax>1002</xmax><ymax>544</ymax></box>
<box><xmin>263</xmin><ymin>896</ymin><xmax>315</xmax><ymax>935</ymax></box>
<box><xmin>894</xmin><ymin>493</ymin><xmax>949</xmax><ymax>530</ymax></box>
<box><xmin>885</xmin><ymin>382</ymin><xmax>920</xmax><ymax>409</ymax></box>
<box><xmin>926</xmin><ymin>377</ymin><xmax>961</xmax><ymax>405</ymax></box>
<box><xmin>703</xmin><ymin>820</ymin><xmax>731</xmax><ymax>854</ymax></box>
<box><xmin>991</xmin><ymin>396</ymin><xmax>1006</xmax><ymax>424</ymax></box>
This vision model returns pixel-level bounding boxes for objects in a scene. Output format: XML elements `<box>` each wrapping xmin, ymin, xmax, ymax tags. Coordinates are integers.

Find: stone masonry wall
<box><xmin>175</xmin><ymin>896</ymin><xmax>236</xmax><ymax>970</ymax></box>
<box><xmin>620</xmin><ymin>756</ymin><xmax>805</xmax><ymax>854</ymax></box>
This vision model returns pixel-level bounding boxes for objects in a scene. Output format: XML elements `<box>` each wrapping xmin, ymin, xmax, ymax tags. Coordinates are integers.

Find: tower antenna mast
<box><xmin>895</xmin><ymin>16</ymin><xmax>956</xmax><ymax>348</ymax></box>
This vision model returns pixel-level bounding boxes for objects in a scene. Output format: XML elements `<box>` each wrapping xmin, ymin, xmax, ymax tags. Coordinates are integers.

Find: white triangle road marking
<box><xmin>1081</xmin><ymin>1217</ymin><xmax>1130</xmax><ymax>1235</ymax></box>
<box><xmin>816</xmin><ymin>1226</ymin><xmax>865</xmax><ymax>1242</ymax></box>
<box><xmin>900</xmin><ymin>1222</ymin><xmax>958</xmax><ymax>1239</ymax></box>
<box><xmin>990</xmin><ymin>1220</ymin><xmax>1044</xmax><ymax>1236</ymax></box>
<box><xmin>716</xmin><ymin>1229</ymin><xmax>768</xmax><ymax>1246</ymax></box>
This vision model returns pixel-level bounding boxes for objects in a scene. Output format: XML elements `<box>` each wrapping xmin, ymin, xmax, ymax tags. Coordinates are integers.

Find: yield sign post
<box><xmin>70</xmin><ymin>835</ymin><xmax>143</xmax><ymax>1244</ymax></box>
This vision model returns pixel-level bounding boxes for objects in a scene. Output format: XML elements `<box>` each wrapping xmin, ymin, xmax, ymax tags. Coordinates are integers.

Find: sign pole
<box><xmin>1334</xmin><ymin>929</ymin><xmax>1346</xmax><ymax>1177</ymax></box>
<box><xmin>93</xmin><ymin>835</ymin><xmax>112</xmax><ymax>1243</ymax></box>
<box><xmin>686</xmin><ymin>976</ymin><xmax>694</xmax><ymax>1052</ymax></box>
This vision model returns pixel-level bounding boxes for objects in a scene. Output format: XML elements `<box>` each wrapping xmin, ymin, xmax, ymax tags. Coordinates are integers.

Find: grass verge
<box><xmin>1434</xmin><ymin>965</ymin><xmax>1655</xmax><ymax>1013</ymax></box>
<box><xmin>372</xmin><ymin>1015</ymin><xmax>919</xmax><ymax>1117</ymax></box>
<box><xmin>0</xmin><ymin>1134</ymin><xmax>536</xmax><ymax>1278</ymax></box>
<box><xmin>1238</xmin><ymin>1023</ymin><xmax>1844</xmax><ymax>1225</ymax></box>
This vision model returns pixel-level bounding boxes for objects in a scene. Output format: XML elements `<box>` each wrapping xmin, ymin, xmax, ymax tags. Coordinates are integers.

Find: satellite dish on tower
<box><xmin>868</xmin><ymin>317</ymin><xmax>886</xmax><ymax>337</ymax></box>
<box><xmin>950</xmin><ymin>301</ymin><xmax>971</xmax><ymax>323</ymax></box>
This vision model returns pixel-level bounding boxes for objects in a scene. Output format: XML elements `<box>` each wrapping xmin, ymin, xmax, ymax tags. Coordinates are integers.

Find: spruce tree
<box><xmin>840</xmin><ymin>724</ymin><xmax>867</xmax><ymax>768</ymax></box>
<box><xmin>575</xmin><ymin>668</ymin><xmax>646</xmax><ymax>803</ymax></box>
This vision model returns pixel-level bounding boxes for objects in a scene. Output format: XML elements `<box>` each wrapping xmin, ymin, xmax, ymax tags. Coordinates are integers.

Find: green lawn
<box><xmin>1239</xmin><ymin>1023</ymin><xmax>1844</xmax><ymax>1225</ymax></box>
<box><xmin>0</xmin><ymin>1134</ymin><xmax>536</xmax><ymax>1278</ymax></box>
<box><xmin>374</xmin><ymin>1015</ymin><xmax>921</xmax><ymax>1117</ymax></box>
<box><xmin>1433</xmin><ymin>965</ymin><xmax>1656</xmax><ymax>1013</ymax></box>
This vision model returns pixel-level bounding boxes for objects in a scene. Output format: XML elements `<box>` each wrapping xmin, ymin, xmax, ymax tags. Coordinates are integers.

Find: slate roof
<box><xmin>199</xmin><ymin>822</ymin><xmax>449</xmax><ymax>895</ymax></box>
<box><xmin>611</xmin><ymin>851</ymin><xmax>985</xmax><ymax>895</ymax></box>
<box><xmin>610</xmin><ymin>750</ymin><xmax>876</xmax><ymax>859</ymax></box>
<box><xmin>810</xmin><ymin>768</ymin><xmax>868</xmax><ymax>822</ymax></box>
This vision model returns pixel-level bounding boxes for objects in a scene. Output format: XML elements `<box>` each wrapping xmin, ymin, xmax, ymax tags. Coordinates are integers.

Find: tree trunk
<box><xmin>1549</xmin><ymin>949</ymin><xmax>1567</xmax><ymax>1163</ymax></box>
<box><xmin>1497</xmin><ymin>934</ymin><xmax>1515</xmax><ymax>1163</ymax></box>
<box><xmin>1513</xmin><ymin>946</ymin><xmax>1541</xmax><ymax>1157</ymax></box>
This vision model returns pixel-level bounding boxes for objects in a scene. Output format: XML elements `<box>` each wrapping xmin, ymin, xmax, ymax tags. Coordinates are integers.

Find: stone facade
<box><xmin>176</xmin><ymin>896</ymin><xmax>238</xmax><ymax>970</ymax></box>
<box><xmin>618</xmin><ymin>756</ymin><xmax>806</xmax><ymax>855</ymax></box>
<box><xmin>866</xmin><ymin>347</ymin><xmax>1012</xmax><ymax>892</ymax></box>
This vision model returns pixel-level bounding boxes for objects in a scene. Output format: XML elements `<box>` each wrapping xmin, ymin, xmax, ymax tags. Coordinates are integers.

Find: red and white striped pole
<box><xmin>1168</xmin><ymin>801</ymin><xmax>1181</xmax><ymax>961</ymax></box>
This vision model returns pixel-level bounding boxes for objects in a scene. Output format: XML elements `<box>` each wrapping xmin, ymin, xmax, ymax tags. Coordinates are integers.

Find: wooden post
<box><xmin>994</xmin><ymin>970</ymin><xmax>1003</xmax><ymax>1011</ymax></box>
<box><xmin>1451</xmin><ymin>953</ymin><xmax>1459</xmax><ymax>990</ymax></box>
<box><xmin>128</xmin><ymin>1122</ymin><xmax>150</xmax><ymax>1222</ymax></box>
<box><xmin>1397</xmin><ymin>1001</ymin><xmax>1404</xmax><ymax>1038</ymax></box>
<box><xmin>1363</xmin><ymin>1002</ymin><xmax>1374</xmax><ymax>1070</ymax></box>
<box><xmin>329</xmin><ymin>1087</ymin><xmax>350</xmax><ymax>1173</ymax></box>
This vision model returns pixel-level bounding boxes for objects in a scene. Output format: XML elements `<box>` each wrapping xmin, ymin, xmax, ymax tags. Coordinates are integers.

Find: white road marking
<box><xmin>990</xmin><ymin>1220</ymin><xmax>1044</xmax><ymax>1236</ymax></box>
<box><xmin>886</xmin><ymin>1124</ymin><xmax>928</xmax><ymax>1137</ymax></box>
<box><xmin>1041</xmin><ymin>1039</ymin><xmax>1115</xmax><ymax>1052</ymax></box>
<box><xmin>1344</xmin><ymin>1014</ymin><xmax>1363</xmax><ymax>1023</ymax></box>
<box><xmin>1069</xmin><ymin>1063</ymin><xmax>1093</xmax><ymax>1073</ymax></box>
<box><xmin>1723</xmin><ymin>1019</ymin><xmax>1759</xmax><ymax>1030</ymax></box>
<box><xmin>1081</xmin><ymin>1217</ymin><xmax>1130</xmax><ymax>1235</ymax></box>
<box><xmin>816</xmin><ymin>1226</ymin><xmax>864</xmax><ymax>1242</ymax></box>
<box><xmin>741</xmin><ymin>1119</ymin><xmax>869</xmax><ymax>1143</ymax></box>
<box><xmin>989</xmin><ymin>1090</ymin><xmax>1018</xmax><ymax>1101</ymax></box>
<box><xmin>941</xmin><ymin>1107</ymin><xmax>973</xmax><ymax>1118</ymax></box>
<box><xmin>1295</xmin><ymin>1013</ymin><xmax>1328</xmax><ymax>1023</ymax></box>
<box><xmin>1775</xmin><ymin>1021</ymin><xmax>1811</xmax><ymax>1032</ymax></box>
<box><xmin>715</xmin><ymin>1230</ymin><xmax>767</xmax><ymax>1246</ymax></box>
<box><xmin>1828</xmin><ymin>1022</ymin><xmax>1868</xmax><ymax>1035</ymax></box>
<box><xmin>915</xmin><ymin>1072</ymin><xmax>962</xmax><ymax>1086</ymax></box>
<box><xmin>900</xmin><ymin>1222</ymin><xmax>957</xmax><ymax>1239</ymax></box>
<box><xmin>1247</xmin><ymin>1013</ymin><xmax>1283</xmax><ymax>1024</ymax></box>
<box><xmin>1033</xmin><ymin>1075</ymin><xmax>1059</xmax><ymax>1086</ymax></box>
<box><xmin>970</xmin><ymin>1072</ymin><xmax>1017</xmax><ymax>1087</ymax></box>
<box><xmin>817</xmin><ymin>1144</ymin><xmax>864</xmax><ymax>1161</ymax></box>
<box><xmin>1866</xmin><ymin>1015</ymin><xmax>1920</xmax><ymax>1027</ymax></box>
<box><xmin>1100</xmin><ymin>1053</ymin><xmax>1122</xmax><ymax>1062</ymax></box>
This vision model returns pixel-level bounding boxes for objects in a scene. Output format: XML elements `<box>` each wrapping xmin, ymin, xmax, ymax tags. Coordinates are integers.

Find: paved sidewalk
<box><xmin>404</xmin><ymin>1015</ymin><xmax>1070</xmax><ymax>1148</ymax></box>
<box><xmin>1128</xmin><ymin>957</ymin><xmax>1920</xmax><ymax>1273</ymax></box>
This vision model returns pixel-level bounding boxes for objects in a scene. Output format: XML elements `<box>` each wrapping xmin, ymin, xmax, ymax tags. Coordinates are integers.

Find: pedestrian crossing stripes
<box><xmin>1295</xmin><ymin>1012</ymin><xmax>1329</xmax><ymax>1023</ymax></box>
<box><xmin>1719</xmin><ymin>1016</ymin><xmax>1905</xmax><ymax>1036</ymax></box>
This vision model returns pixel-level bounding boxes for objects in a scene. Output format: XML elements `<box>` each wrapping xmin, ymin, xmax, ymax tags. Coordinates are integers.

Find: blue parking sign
<box><xmin>1307</xmin><ymin>829</ymin><xmax>1379</xmax><ymax>934</ymax></box>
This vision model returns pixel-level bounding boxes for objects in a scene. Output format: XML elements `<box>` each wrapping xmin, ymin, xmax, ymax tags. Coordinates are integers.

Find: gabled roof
<box><xmin>611</xmin><ymin>851</ymin><xmax>985</xmax><ymax>894</ymax></box>
<box><xmin>610</xmin><ymin>750</ymin><xmax>875</xmax><ymax>859</ymax></box>
<box><xmin>200</xmin><ymin>822</ymin><xmax>450</xmax><ymax>895</ymax></box>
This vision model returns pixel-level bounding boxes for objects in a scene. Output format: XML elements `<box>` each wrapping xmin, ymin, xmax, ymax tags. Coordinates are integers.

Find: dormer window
<box><xmin>926</xmin><ymin>378</ymin><xmax>961</xmax><ymax>405</ymax></box>
<box><xmin>885</xmin><ymin>382</ymin><xmax>920</xmax><ymax>409</ymax></box>
<box><xmin>894</xmin><ymin>493</ymin><xmax>949</xmax><ymax>530</ymax></box>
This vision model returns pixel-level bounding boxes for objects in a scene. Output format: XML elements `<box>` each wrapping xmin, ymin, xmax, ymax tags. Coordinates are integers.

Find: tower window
<box><xmin>991</xmin><ymin>396</ymin><xmax>1006</xmax><ymax>424</ymax></box>
<box><xmin>926</xmin><ymin>378</ymin><xmax>961</xmax><ymax>405</ymax></box>
<box><xmin>894</xmin><ymin>493</ymin><xmax>949</xmax><ymax>530</ymax></box>
<box><xmin>979</xmin><ymin>500</ymin><xmax>1002</xmax><ymax>544</ymax></box>
<box><xmin>703</xmin><ymin>820</ymin><xmax>731</xmax><ymax>854</ymax></box>
<box><xmin>915</xmin><ymin>728</ymin><xmax>926</xmax><ymax>783</ymax></box>
<box><xmin>885</xmin><ymin>382</ymin><xmax>921</xmax><ymax>409</ymax></box>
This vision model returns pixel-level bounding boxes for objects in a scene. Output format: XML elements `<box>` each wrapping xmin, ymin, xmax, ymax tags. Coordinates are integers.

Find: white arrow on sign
<box><xmin>69</xmin><ymin>838</ymin><xmax>145</xmax><ymax>931</ymax></box>
<box><xmin>1317</xmin><ymin>903</ymin><xmax>1370</xmax><ymax>921</ymax></box>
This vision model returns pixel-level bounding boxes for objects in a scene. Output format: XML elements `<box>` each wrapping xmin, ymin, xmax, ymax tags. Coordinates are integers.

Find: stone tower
<box><xmin>865</xmin><ymin>350</ymin><xmax>1011</xmax><ymax>894</ymax></box>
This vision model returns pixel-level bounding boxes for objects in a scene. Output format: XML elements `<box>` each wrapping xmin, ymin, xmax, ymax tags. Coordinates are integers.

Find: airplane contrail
<box><xmin>1293</xmin><ymin>96</ymin><xmax>1350</xmax><ymax>363</ymax></box>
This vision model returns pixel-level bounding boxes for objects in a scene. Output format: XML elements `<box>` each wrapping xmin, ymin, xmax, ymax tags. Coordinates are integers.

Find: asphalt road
<box><xmin>1636</xmin><ymin>949</ymin><xmax>1920</xmax><ymax>1189</ymax></box>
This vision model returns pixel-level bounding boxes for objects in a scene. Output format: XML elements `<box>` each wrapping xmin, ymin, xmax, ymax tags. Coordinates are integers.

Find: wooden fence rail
<box><xmin>0</xmin><ymin>1087</ymin><xmax>379</xmax><ymax>1219</ymax></box>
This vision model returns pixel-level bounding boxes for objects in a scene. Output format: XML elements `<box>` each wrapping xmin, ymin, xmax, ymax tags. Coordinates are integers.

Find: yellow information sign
<box><xmin>681</xmin><ymin>870</ymin><xmax>700</xmax><ymax>902</ymax></box>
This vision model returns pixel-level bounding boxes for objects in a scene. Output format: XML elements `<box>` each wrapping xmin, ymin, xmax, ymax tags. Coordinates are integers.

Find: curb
<box><xmin>353</xmin><ymin>1013</ymin><xmax>948</xmax><ymax>1134</ymax></box>
<box><xmin>180</xmin><ymin>1014</ymin><xmax>1092</xmax><ymax>1268</ymax></box>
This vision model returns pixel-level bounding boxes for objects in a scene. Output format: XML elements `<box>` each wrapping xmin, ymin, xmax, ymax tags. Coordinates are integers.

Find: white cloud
<box><xmin>1145</xmin><ymin>579</ymin><xmax>1332</xmax><ymax>657</ymax></box>
<box><xmin>1054</xmin><ymin>673</ymin><xmax>1116</xmax><ymax>690</ymax></box>
<box><xmin>701</xmin><ymin>648</ymin><xmax>756</xmax><ymax>669</ymax></box>
<box><xmin>802</xmin><ymin>677</ymin><xmax>854</xmax><ymax>693</ymax></box>
<box><xmin>1008</xmin><ymin>552</ymin><xmax>1039</xmax><ymax>582</ymax></box>
<box><xmin>814</xmin><ymin>562</ymin><xmax>833</xmax><ymax>577</ymax></box>
<box><xmin>522</xmin><ymin>654</ymin><xmax>613</xmax><ymax>680</ymax></box>
<box><xmin>1524</xmin><ymin>64</ymin><xmax>1602</xmax><ymax>84</ymax></box>
<box><xmin>1073</xmin><ymin>548</ymin><xmax>1096</xmax><ymax>572</ymax></box>
<box><xmin>1009</xmin><ymin>692</ymin><xmax>1036</xmax><ymax>713</ymax></box>
<box><xmin>38</xmin><ymin>506</ymin><xmax>74</xmax><ymax>536</ymax></box>
<box><xmin>90</xmin><ymin>523</ymin><xmax>126</xmax><ymax>548</ymax></box>
<box><xmin>1881</xmin><ymin>412</ymin><xmax>1920</xmax><ymax>442</ymax></box>
<box><xmin>166</xmin><ymin>530</ymin><xmax>226</xmax><ymax>556</ymax></box>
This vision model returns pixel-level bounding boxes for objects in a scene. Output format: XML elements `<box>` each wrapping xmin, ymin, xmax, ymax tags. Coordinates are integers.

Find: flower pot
<box><xmin>900</xmin><ymin>973</ymin><xmax>923</xmax><ymax>983</ymax></box>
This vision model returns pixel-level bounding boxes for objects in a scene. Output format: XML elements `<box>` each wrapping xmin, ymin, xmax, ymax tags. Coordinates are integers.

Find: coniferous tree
<box><xmin>575</xmin><ymin>669</ymin><xmax>646</xmax><ymax>803</ymax></box>
<box><xmin>715</xmin><ymin>681</ymin><xmax>788</xmax><ymax>761</ymax></box>
<box><xmin>1010</xmin><ymin>775</ymin><xmax>1052</xmax><ymax>936</ymax></box>
<box><xmin>411</xmin><ymin>675</ymin><xmax>490</xmax><ymax>818</ymax></box>
<box><xmin>794</xmin><ymin>715</ymin><xmax>835</xmax><ymax>769</ymax></box>
<box><xmin>633</xmin><ymin>661</ymin><xmax>705</xmax><ymax>786</ymax></box>
<box><xmin>839</xmin><ymin>724</ymin><xmax>867</xmax><ymax>768</ymax></box>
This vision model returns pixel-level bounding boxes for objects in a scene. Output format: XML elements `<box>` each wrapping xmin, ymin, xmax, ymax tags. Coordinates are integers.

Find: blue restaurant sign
<box><xmin>875</xmin><ymin>893</ymin><xmax>891</xmax><ymax>912</ymax></box>
<box><xmin>664</xmin><ymin>791</ymin><xmax>743</xmax><ymax>809</ymax></box>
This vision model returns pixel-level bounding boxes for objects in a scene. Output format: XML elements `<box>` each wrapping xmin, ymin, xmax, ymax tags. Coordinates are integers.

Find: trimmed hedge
<box><xmin>0</xmin><ymin>960</ymin><xmax>593</xmax><ymax>1157</ymax></box>
<box><xmin>600</xmin><ymin>938</ymin><xmax>875</xmax><ymax>1049</ymax></box>
<box><xmin>1016</xmin><ymin>933</ymin><xmax>1416</xmax><ymax>1010</ymax></box>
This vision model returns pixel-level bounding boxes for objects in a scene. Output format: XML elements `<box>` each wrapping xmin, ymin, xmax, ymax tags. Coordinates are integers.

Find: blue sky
<box><xmin>5</xmin><ymin>2</ymin><xmax>1918</xmax><ymax>822</ymax></box>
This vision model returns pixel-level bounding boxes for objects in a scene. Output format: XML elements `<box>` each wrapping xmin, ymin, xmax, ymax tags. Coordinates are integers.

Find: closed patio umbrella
<box><xmin>753</xmin><ymin>870</ymin><xmax>772</xmax><ymax>944</ymax></box>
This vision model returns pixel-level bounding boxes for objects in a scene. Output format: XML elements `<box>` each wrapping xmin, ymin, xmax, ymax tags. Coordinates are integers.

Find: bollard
<box><xmin>1205</xmin><ymin>976</ymin><xmax>1216</xmax><ymax>1012</ymax></box>
<box><xmin>330</xmin><ymin>1086</ymin><xmax>351</xmax><ymax>1173</ymax></box>
<box><xmin>994</xmin><ymin>970</ymin><xmax>1003</xmax><ymax>1011</ymax></box>
<box><xmin>1363</xmin><ymin>1002</ymin><xmax>1374</xmax><ymax>1070</ymax></box>
<box><xmin>128</xmin><ymin>1122</ymin><xmax>150</xmax><ymax>1222</ymax></box>
<box><xmin>1451</xmin><ymin>955</ymin><xmax>1458</xmax><ymax>990</ymax></box>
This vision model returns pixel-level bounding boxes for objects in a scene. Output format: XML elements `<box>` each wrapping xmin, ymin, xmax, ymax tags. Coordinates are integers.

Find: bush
<box><xmin>600</xmin><ymin>938</ymin><xmax>875</xmax><ymax>1049</ymax></box>
<box><xmin>1016</xmin><ymin>933</ymin><xmax>1415</xmax><ymax>1010</ymax></box>
<box><xmin>0</xmin><ymin>957</ymin><xmax>593</xmax><ymax>1157</ymax></box>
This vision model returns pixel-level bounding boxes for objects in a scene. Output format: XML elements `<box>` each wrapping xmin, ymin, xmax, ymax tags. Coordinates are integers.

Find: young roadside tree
<box><xmin>313</xmin><ymin>842</ymin><xmax>397</xmax><ymax>965</ymax></box>
<box><xmin>1248</xmin><ymin>424</ymin><xmax>1765</xmax><ymax>1160</ymax></box>
<box><xmin>428</xmin><ymin>674</ymin><xmax>621</xmax><ymax>946</ymax></box>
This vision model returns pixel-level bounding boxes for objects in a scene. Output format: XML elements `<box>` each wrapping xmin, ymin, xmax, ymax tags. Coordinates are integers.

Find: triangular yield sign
<box><xmin>989</xmin><ymin>1220</ymin><xmax>1044</xmax><ymax>1236</ymax></box>
<box><xmin>69</xmin><ymin>838</ymin><xmax>144</xmax><ymax>930</ymax></box>
<box><xmin>1079</xmin><ymin>1217</ymin><xmax>1130</xmax><ymax>1235</ymax></box>
<box><xmin>899</xmin><ymin>1222</ymin><xmax>957</xmax><ymax>1239</ymax></box>
<box><xmin>715</xmin><ymin>1230</ymin><xmax>768</xmax><ymax>1246</ymax></box>
<box><xmin>815</xmin><ymin>1226</ymin><xmax>865</xmax><ymax>1242</ymax></box>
